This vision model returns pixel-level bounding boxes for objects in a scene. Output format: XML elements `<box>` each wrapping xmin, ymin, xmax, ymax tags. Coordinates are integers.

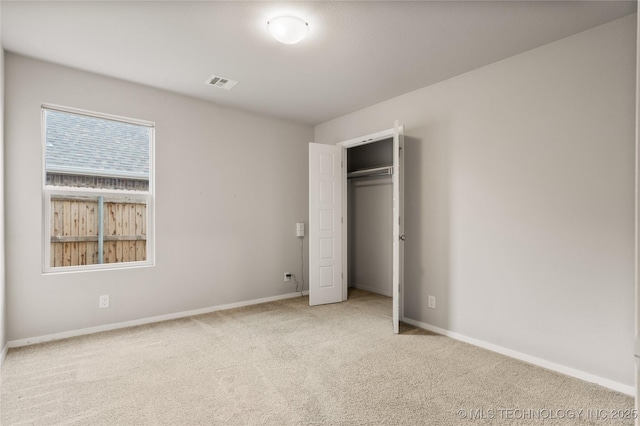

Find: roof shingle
<box><xmin>45</xmin><ymin>109</ymin><xmax>150</xmax><ymax>179</ymax></box>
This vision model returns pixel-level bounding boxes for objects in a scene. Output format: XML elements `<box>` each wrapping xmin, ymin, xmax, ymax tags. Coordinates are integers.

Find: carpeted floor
<box><xmin>0</xmin><ymin>289</ymin><xmax>634</xmax><ymax>425</ymax></box>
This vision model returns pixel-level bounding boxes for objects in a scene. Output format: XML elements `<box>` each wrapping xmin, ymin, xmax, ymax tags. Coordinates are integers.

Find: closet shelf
<box><xmin>347</xmin><ymin>166</ymin><xmax>393</xmax><ymax>179</ymax></box>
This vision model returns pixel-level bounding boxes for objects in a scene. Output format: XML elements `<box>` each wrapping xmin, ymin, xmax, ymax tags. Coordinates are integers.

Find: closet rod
<box><xmin>347</xmin><ymin>166</ymin><xmax>393</xmax><ymax>179</ymax></box>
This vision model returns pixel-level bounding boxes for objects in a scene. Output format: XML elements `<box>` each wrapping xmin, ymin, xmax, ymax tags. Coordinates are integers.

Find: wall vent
<box><xmin>205</xmin><ymin>74</ymin><xmax>238</xmax><ymax>90</ymax></box>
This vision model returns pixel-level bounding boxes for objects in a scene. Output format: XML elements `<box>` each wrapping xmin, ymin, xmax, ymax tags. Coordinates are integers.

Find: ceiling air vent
<box><xmin>205</xmin><ymin>74</ymin><xmax>238</xmax><ymax>90</ymax></box>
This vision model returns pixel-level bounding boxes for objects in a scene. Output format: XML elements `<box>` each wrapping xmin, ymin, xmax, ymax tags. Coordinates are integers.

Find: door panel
<box><xmin>309</xmin><ymin>143</ymin><xmax>343</xmax><ymax>306</ymax></box>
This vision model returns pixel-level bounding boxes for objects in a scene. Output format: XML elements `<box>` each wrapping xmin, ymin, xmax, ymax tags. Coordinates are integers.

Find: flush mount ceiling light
<box><xmin>268</xmin><ymin>16</ymin><xmax>309</xmax><ymax>44</ymax></box>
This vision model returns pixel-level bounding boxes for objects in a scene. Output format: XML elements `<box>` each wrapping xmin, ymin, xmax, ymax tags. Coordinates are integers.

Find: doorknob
<box><xmin>400</xmin><ymin>235</ymin><xmax>406</xmax><ymax>241</ymax></box>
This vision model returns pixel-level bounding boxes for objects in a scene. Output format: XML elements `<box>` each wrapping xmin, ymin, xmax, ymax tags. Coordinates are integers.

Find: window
<box><xmin>42</xmin><ymin>105</ymin><xmax>154</xmax><ymax>272</ymax></box>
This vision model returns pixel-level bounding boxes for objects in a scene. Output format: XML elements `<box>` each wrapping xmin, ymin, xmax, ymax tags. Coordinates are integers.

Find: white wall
<box><xmin>5</xmin><ymin>53</ymin><xmax>312</xmax><ymax>341</ymax></box>
<box><xmin>316</xmin><ymin>15</ymin><xmax>636</xmax><ymax>387</ymax></box>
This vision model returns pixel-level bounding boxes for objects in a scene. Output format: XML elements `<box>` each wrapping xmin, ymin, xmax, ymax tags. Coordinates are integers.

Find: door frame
<box><xmin>337</xmin><ymin>125</ymin><xmax>404</xmax><ymax>321</ymax></box>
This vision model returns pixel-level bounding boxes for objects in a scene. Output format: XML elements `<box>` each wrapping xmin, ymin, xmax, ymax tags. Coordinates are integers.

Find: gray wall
<box><xmin>0</xmin><ymin>2</ymin><xmax>6</xmax><ymax>357</ymax></box>
<box><xmin>5</xmin><ymin>53</ymin><xmax>312</xmax><ymax>341</ymax></box>
<box><xmin>316</xmin><ymin>15</ymin><xmax>636</xmax><ymax>386</ymax></box>
<box><xmin>347</xmin><ymin>140</ymin><xmax>394</xmax><ymax>296</ymax></box>
<box><xmin>636</xmin><ymin>10</ymin><xmax>640</xmax><ymax>404</ymax></box>
<box><xmin>348</xmin><ymin>176</ymin><xmax>392</xmax><ymax>296</ymax></box>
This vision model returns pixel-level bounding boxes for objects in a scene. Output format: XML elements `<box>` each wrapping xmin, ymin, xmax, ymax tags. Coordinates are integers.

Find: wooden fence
<box><xmin>50</xmin><ymin>197</ymin><xmax>147</xmax><ymax>267</ymax></box>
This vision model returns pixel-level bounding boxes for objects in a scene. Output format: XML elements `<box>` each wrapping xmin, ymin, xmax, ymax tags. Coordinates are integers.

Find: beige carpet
<box><xmin>0</xmin><ymin>289</ymin><xmax>634</xmax><ymax>425</ymax></box>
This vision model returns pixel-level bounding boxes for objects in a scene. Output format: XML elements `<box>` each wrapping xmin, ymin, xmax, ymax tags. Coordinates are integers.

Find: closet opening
<box><xmin>308</xmin><ymin>122</ymin><xmax>403</xmax><ymax>332</ymax></box>
<box><xmin>346</xmin><ymin>138</ymin><xmax>394</xmax><ymax>298</ymax></box>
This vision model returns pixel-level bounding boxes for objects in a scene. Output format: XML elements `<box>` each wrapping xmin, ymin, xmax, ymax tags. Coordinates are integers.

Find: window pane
<box><xmin>49</xmin><ymin>194</ymin><xmax>148</xmax><ymax>267</ymax></box>
<box><xmin>43</xmin><ymin>106</ymin><xmax>153</xmax><ymax>271</ymax></box>
<box><xmin>44</xmin><ymin>109</ymin><xmax>150</xmax><ymax>191</ymax></box>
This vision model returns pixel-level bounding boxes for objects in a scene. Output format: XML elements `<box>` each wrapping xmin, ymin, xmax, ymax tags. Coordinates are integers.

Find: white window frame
<box><xmin>41</xmin><ymin>104</ymin><xmax>155</xmax><ymax>274</ymax></box>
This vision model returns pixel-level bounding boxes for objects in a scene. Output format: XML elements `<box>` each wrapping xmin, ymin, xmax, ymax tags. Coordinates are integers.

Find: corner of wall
<box><xmin>0</xmin><ymin>1</ymin><xmax>7</xmax><ymax>364</ymax></box>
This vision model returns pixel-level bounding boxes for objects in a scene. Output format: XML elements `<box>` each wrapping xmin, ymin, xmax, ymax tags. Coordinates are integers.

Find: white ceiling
<box><xmin>2</xmin><ymin>1</ymin><xmax>636</xmax><ymax>125</ymax></box>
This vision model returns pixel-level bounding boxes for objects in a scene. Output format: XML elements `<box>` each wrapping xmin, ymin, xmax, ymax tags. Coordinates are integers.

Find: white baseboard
<box><xmin>0</xmin><ymin>343</ymin><xmax>7</xmax><ymax>365</ymax></box>
<box><xmin>402</xmin><ymin>317</ymin><xmax>634</xmax><ymax>396</ymax></box>
<box><xmin>7</xmin><ymin>291</ymin><xmax>308</xmax><ymax>349</ymax></box>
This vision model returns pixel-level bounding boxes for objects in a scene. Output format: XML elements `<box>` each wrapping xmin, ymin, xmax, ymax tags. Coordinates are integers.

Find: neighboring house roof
<box><xmin>45</xmin><ymin>109</ymin><xmax>150</xmax><ymax>180</ymax></box>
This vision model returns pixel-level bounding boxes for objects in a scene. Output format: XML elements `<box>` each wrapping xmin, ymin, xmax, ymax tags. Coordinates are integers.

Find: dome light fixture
<box><xmin>268</xmin><ymin>16</ymin><xmax>309</xmax><ymax>45</ymax></box>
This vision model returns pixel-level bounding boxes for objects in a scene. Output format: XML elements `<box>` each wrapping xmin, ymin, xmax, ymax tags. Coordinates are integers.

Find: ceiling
<box><xmin>2</xmin><ymin>1</ymin><xmax>636</xmax><ymax>125</ymax></box>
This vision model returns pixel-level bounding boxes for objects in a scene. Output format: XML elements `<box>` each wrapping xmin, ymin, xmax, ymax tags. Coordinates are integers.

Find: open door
<box><xmin>309</xmin><ymin>123</ymin><xmax>404</xmax><ymax>334</ymax></box>
<box><xmin>309</xmin><ymin>143</ymin><xmax>343</xmax><ymax>306</ymax></box>
<box><xmin>392</xmin><ymin>122</ymin><xmax>405</xmax><ymax>334</ymax></box>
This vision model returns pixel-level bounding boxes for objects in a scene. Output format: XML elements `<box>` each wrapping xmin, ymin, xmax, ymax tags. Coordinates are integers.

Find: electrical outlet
<box><xmin>428</xmin><ymin>295</ymin><xmax>436</xmax><ymax>309</ymax></box>
<box><xmin>99</xmin><ymin>295</ymin><xmax>110</xmax><ymax>309</ymax></box>
<box><xmin>284</xmin><ymin>272</ymin><xmax>292</xmax><ymax>282</ymax></box>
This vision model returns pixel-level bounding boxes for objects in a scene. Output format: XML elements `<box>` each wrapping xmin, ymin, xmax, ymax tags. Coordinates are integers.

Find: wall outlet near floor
<box><xmin>99</xmin><ymin>295</ymin><xmax>110</xmax><ymax>309</ymax></box>
<box><xmin>284</xmin><ymin>272</ymin><xmax>292</xmax><ymax>282</ymax></box>
<box><xmin>428</xmin><ymin>295</ymin><xmax>436</xmax><ymax>309</ymax></box>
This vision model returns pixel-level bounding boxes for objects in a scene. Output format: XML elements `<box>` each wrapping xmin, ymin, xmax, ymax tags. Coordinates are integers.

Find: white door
<box><xmin>309</xmin><ymin>143</ymin><xmax>343</xmax><ymax>306</ymax></box>
<box><xmin>392</xmin><ymin>122</ymin><xmax>405</xmax><ymax>334</ymax></box>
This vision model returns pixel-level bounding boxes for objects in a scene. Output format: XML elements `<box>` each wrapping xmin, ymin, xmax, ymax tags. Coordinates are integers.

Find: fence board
<box><xmin>135</xmin><ymin>204</ymin><xmax>145</xmax><ymax>261</ymax></box>
<box><xmin>70</xmin><ymin>201</ymin><xmax>79</xmax><ymax>266</ymax></box>
<box><xmin>50</xmin><ymin>198</ymin><xmax>146</xmax><ymax>267</ymax></box>
<box><xmin>78</xmin><ymin>201</ymin><xmax>87</xmax><ymax>265</ymax></box>
<box><xmin>62</xmin><ymin>200</ymin><xmax>71</xmax><ymax>266</ymax></box>
<box><xmin>88</xmin><ymin>201</ymin><xmax>98</xmax><ymax>265</ymax></box>
<box><xmin>106</xmin><ymin>203</ymin><xmax>116</xmax><ymax>264</ymax></box>
<box><xmin>115</xmin><ymin>203</ymin><xmax>123</xmax><ymax>263</ymax></box>
<box><xmin>51</xmin><ymin>235</ymin><xmax>146</xmax><ymax>243</ymax></box>
<box><xmin>52</xmin><ymin>201</ymin><xmax>63</xmax><ymax>267</ymax></box>
<box><xmin>122</xmin><ymin>204</ymin><xmax>131</xmax><ymax>262</ymax></box>
<box><xmin>130</xmin><ymin>205</ymin><xmax>138</xmax><ymax>261</ymax></box>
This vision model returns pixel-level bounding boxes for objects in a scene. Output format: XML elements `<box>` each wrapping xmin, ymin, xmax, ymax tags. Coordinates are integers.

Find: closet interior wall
<box><xmin>347</xmin><ymin>139</ymin><xmax>394</xmax><ymax>297</ymax></box>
